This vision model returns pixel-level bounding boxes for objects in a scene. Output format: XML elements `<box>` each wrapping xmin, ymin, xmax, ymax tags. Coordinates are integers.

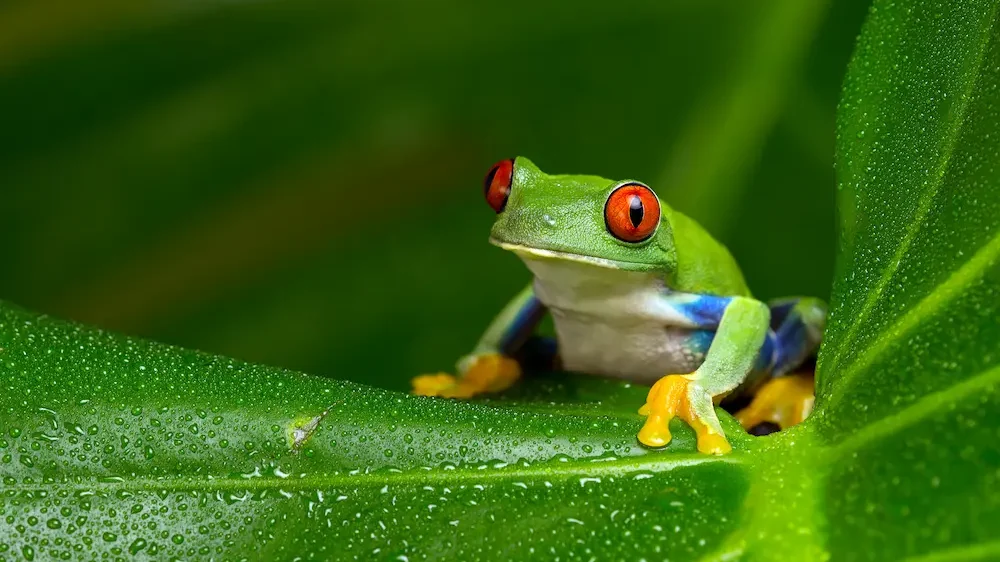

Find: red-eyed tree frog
<box><xmin>413</xmin><ymin>157</ymin><xmax>826</xmax><ymax>454</ymax></box>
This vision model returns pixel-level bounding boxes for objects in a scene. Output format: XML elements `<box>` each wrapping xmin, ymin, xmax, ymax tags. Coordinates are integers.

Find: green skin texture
<box><xmin>467</xmin><ymin>157</ymin><xmax>774</xmax><ymax>439</ymax></box>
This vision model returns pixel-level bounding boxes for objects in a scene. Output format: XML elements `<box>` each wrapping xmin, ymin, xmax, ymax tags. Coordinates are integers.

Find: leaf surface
<box><xmin>814</xmin><ymin>0</ymin><xmax>1000</xmax><ymax>558</ymax></box>
<box><xmin>0</xmin><ymin>303</ymin><xmax>754</xmax><ymax>560</ymax></box>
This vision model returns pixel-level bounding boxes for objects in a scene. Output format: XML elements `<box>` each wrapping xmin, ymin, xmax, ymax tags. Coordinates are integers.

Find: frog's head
<box><xmin>484</xmin><ymin>156</ymin><xmax>677</xmax><ymax>274</ymax></box>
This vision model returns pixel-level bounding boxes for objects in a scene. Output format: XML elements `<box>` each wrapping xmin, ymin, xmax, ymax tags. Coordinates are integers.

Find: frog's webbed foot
<box><xmin>735</xmin><ymin>373</ymin><xmax>814</xmax><ymax>431</ymax></box>
<box><xmin>411</xmin><ymin>353</ymin><xmax>521</xmax><ymax>398</ymax></box>
<box><xmin>638</xmin><ymin>374</ymin><xmax>732</xmax><ymax>455</ymax></box>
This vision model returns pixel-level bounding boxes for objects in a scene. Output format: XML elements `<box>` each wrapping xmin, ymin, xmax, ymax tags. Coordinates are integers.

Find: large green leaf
<box><xmin>3</xmin><ymin>0</ymin><xmax>1000</xmax><ymax>560</ymax></box>
<box><xmin>810</xmin><ymin>0</ymin><xmax>1000</xmax><ymax>557</ymax></box>
<box><xmin>0</xmin><ymin>302</ymin><xmax>754</xmax><ymax>560</ymax></box>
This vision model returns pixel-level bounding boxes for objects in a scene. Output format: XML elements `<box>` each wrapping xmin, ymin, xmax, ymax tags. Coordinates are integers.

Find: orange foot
<box><xmin>735</xmin><ymin>373</ymin><xmax>815</xmax><ymax>431</ymax></box>
<box><xmin>411</xmin><ymin>353</ymin><xmax>521</xmax><ymax>399</ymax></box>
<box><xmin>638</xmin><ymin>374</ymin><xmax>732</xmax><ymax>455</ymax></box>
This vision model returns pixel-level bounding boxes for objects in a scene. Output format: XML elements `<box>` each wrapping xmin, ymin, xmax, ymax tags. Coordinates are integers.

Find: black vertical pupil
<box><xmin>484</xmin><ymin>165</ymin><xmax>499</xmax><ymax>194</ymax></box>
<box><xmin>628</xmin><ymin>195</ymin><xmax>644</xmax><ymax>228</ymax></box>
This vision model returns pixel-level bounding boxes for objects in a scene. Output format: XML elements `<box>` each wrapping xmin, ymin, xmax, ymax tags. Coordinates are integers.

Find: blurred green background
<box><xmin>0</xmin><ymin>0</ymin><xmax>869</xmax><ymax>391</ymax></box>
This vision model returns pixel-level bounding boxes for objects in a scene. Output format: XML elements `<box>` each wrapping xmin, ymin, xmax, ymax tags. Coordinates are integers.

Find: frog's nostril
<box><xmin>541</xmin><ymin>214</ymin><xmax>557</xmax><ymax>227</ymax></box>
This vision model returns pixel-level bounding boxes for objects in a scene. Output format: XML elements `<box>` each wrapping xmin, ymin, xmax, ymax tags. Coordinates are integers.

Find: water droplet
<box><xmin>128</xmin><ymin>539</ymin><xmax>148</xmax><ymax>555</ymax></box>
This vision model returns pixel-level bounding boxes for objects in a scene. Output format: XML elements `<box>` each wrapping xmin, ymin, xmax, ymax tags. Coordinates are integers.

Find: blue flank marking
<box><xmin>498</xmin><ymin>295</ymin><xmax>546</xmax><ymax>355</ymax></box>
<box><xmin>685</xmin><ymin>329</ymin><xmax>716</xmax><ymax>358</ymax></box>
<box><xmin>684</xmin><ymin>328</ymin><xmax>776</xmax><ymax>373</ymax></box>
<box><xmin>756</xmin><ymin>330</ymin><xmax>778</xmax><ymax>372</ymax></box>
<box><xmin>672</xmin><ymin>294</ymin><xmax>783</xmax><ymax>374</ymax></box>
<box><xmin>766</xmin><ymin>298</ymin><xmax>799</xmax><ymax>329</ymax></box>
<box><xmin>770</xmin><ymin>311</ymin><xmax>810</xmax><ymax>375</ymax></box>
<box><xmin>673</xmin><ymin>294</ymin><xmax>733</xmax><ymax>328</ymax></box>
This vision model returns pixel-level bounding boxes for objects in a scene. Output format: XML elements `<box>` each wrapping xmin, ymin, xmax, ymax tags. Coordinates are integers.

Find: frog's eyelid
<box><xmin>607</xmin><ymin>180</ymin><xmax>657</xmax><ymax>198</ymax></box>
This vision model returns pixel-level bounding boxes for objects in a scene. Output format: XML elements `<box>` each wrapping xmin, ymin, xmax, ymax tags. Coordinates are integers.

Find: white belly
<box><xmin>552</xmin><ymin>315</ymin><xmax>705</xmax><ymax>384</ymax></box>
<box><xmin>520</xmin><ymin>255</ymin><xmax>706</xmax><ymax>384</ymax></box>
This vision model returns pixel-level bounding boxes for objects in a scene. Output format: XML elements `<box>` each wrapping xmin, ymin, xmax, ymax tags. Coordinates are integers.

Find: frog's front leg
<box><xmin>639</xmin><ymin>296</ymin><xmax>770</xmax><ymax>454</ymax></box>
<box><xmin>412</xmin><ymin>284</ymin><xmax>546</xmax><ymax>398</ymax></box>
<box><xmin>734</xmin><ymin>297</ymin><xmax>827</xmax><ymax>431</ymax></box>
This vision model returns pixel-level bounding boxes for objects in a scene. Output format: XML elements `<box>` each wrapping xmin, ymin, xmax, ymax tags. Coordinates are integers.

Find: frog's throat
<box><xmin>491</xmin><ymin>239</ymin><xmax>629</xmax><ymax>270</ymax></box>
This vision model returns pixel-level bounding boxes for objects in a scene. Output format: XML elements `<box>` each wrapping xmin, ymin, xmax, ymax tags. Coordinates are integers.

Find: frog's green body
<box><xmin>414</xmin><ymin>157</ymin><xmax>826</xmax><ymax>454</ymax></box>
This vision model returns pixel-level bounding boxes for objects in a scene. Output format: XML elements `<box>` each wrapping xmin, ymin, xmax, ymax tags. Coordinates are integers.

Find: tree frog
<box><xmin>413</xmin><ymin>157</ymin><xmax>826</xmax><ymax>454</ymax></box>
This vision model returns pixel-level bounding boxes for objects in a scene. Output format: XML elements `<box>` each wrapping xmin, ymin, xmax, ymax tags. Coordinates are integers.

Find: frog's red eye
<box><xmin>484</xmin><ymin>158</ymin><xmax>514</xmax><ymax>213</ymax></box>
<box><xmin>605</xmin><ymin>183</ymin><xmax>660</xmax><ymax>243</ymax></box>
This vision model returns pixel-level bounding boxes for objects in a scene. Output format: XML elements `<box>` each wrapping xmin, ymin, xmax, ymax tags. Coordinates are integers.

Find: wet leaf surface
<box><xmin>815</xmin><ymin>0</ymin><xmax>1000</xmax><ymax>559</ymax></box>
<box><xmin>0</xmin><ymin>303</ymin><xmax>750</xmax><ymax>560</ymax></box>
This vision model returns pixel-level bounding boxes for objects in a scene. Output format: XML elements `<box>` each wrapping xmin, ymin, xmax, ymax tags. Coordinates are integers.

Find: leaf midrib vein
<box><xmin>9</xmin><ymin>453</ymin><xmax>740</xmax><ymax>494</ymax></box>
<box><xmin>823</xmin><ymin>226</ymin><xmax>1000</xmax><ymax>408</ymax></box>
<box><xmin>827</xmin><ymin>363</ymin><xmax>1000</xmax><ymax>458</ymax></box>
<box><xmin>901</xmin><ymin>538</ymin><xmax>1000</xmax><ymax>562</ymax></box>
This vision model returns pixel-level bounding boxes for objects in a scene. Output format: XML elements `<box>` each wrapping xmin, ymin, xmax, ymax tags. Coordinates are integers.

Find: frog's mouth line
<box><xmin>491</xmin><ymin>239</ymin><xmax>629</xmax><ymax>270</ymax></box>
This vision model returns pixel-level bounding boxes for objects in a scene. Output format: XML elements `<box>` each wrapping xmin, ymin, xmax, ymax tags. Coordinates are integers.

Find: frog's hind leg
<box><xmin>764</xmin><ymin>297</ymin><xmax>826</xmax><ymax>378</ymax></box>
<box><xmin>413</xmin><ymin>353</ymin><xmax>523</xmax><ymax>398</ymax></box>
<box><xmin>412</xmin><ymin>284</ymin><xmax>549</xmax><ymax>398</ymax></box>
<box><xmin>734</xmin><ymin>373</ymin><xmax>815</xmax><ymax>431</ymax></box>
<box><xmin>734</xmin><ymin>297</ymin><xmax>826</xmax><ymax>431</ymax></box>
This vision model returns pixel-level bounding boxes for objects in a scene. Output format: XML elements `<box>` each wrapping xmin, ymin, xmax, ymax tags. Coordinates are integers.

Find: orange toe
<box><xmin>735</xmin><ymin>373</ymin><xmax>815</xmax><ymax>431</ymax></box>
<box><xmin>412</xmin><ymin>353</ymin><xmax>522</xmax><ymax>399</ymax></box>
<box><xmin>638</xmin><ymin>374</ymin><xmax>732</xmax><ymax>454</ymax></box>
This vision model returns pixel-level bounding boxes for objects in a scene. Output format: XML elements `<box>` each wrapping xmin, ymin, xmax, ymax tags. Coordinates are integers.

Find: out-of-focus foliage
<box><xmin>0</xmin><ymin>0</ymin><xmax>868</xmax><ymax>389</ymax></box>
